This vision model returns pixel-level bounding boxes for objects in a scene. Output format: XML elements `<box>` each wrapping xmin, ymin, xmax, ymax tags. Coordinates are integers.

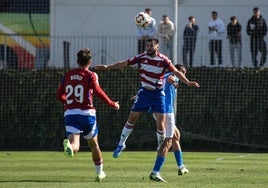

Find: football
<box><xmin>134</xmin><ymin>12</ymin><xmax>151</xmax><ymax>27</ymax></box>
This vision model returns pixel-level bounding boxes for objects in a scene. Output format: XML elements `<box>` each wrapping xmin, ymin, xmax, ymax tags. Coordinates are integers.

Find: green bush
<box><xmin>0</xmin><ymin>68</ymin><xmax>267</xmax><ymax>152</ymax></box>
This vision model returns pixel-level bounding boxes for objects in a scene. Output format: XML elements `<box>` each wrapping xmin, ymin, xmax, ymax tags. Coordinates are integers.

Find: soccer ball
<box><xmin>135</xmin><ymin>12</ymin><xmax>151</xmax><ymax>27</ymax></box>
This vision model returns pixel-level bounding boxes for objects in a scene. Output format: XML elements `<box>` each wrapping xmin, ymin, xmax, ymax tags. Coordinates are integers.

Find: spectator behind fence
<box><xmin>208</xmin><ymin>11</ymin><xmax>225</xmax><ymax>66</ymax></box>
<box><xmin>157</xmin><ymin>15</ymin><xmax>175</xmax><ymax>60</ymax></box>
<box><xmin>182</xmin><ymin>16</ymin><xmax>199</xmax><ymax>67</ymax></box>
<box><xmin>246</xmin><ymin>7</ymin><xmax>267</xmax><ymax>67</ymax></box>
<box><xmin>136</xmin><ymin>8</ymin><xmax>157</xmax><ymax>54</ymax></box>
<box><xmin>227</xmin><ymin>16</ymin><xmax>242</xmax><ymax>68</ymax></box>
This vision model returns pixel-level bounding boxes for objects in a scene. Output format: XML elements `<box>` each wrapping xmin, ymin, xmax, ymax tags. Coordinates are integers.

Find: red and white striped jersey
<box><xmin>127</xmin><ymin>52</ymin><xmax>176</xmax><ymax>89</ymax></box>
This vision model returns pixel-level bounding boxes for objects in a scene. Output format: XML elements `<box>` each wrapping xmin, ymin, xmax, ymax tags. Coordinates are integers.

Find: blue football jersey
<box><xmin>164</xmin><ymin>72</ymin><xmax>179</xmax><ymax>113</ymax></box>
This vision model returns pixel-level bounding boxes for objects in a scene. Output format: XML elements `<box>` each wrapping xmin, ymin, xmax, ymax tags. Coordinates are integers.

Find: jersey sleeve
<box><xmin>166</xmin><ymin>58</ymin><xmax>176</xmax><ymax>72</ymax></box>
<box><xmin>56</xmin><ymin>78</ymin><xmax>66</xmax><ymax>104</ymax></box>
<box><xmin>90</xmin><ymin>72</ymin><xmax>117</xmax><ymax>108</ymax></box>
<box><xmin>127</xmin><ymin>55</ymin><xmax>141</xmax><ymax>68</ymax></box>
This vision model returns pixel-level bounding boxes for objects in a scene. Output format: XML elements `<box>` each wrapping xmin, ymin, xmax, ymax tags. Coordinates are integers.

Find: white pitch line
<box><xmin>236</xmin><ymin>154</ymin><xmax>254</xmax><ymax>158</ymax></box>
<box><xmin>216</xmin><ymin>154</ymin><xmax>254</xmax><ymax>161</ymax></box>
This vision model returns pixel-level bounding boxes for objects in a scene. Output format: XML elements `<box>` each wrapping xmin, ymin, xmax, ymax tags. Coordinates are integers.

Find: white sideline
<box><xmin>216</xmin><ymin>154</ymin><xmax>254</xmax><ymax>161</ymax></box>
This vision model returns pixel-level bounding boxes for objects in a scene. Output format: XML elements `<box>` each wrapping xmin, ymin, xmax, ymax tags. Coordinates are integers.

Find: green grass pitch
<box><xmin>0</xmin><ymin>151</ymin><xmax>267</xmax><ymax>188</ymax></box>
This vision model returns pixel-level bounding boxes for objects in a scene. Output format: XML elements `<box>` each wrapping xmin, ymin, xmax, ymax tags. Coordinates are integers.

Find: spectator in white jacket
<box><xmin>208</xmin><ymin>11</ymin><xmax>225</xmax><ymax>66</ymax></box>
<box><xmin>157</xmin><ymin>15</ymin><xmax>175</xmax><ymax>60</ymax></box>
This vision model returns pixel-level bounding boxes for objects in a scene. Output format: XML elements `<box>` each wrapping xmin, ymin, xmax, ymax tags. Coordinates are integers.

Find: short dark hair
<box><xmin>188</xmin><ymin>16</ymin><xmax>194</xmax><ymax>21</ymax></box>
<box><xmin>163</xmin><ymin>14</ymin><xmax>168</xmax><ymax>18</ymax></box>
<box><xmin>175</xmin><ymin>64</ymin><xmax>186</xmax><ymax>72</ymax></box>
<box><xmin>230</xmin><ymin>16</ymin><xmax>237</xmax><ymax>21</ymax></box>
<box><xmin>212</xmin><ymin>11</ymin><xmax>218</xmax><ymax>16</ymax></box>
<box><xmin>253</xmin><ymin>7</ymin><xmax>260</xmax><ymax>12</ymax></box>
<box><xmin>146</xmin><ymin>38</ymin><xmax>159</xmax><ymax>44</ymax></box>
<box><xmin>145</xmin><ymin>8</ymin><xmax>152</xmax><ymax>13</ymax></box>
<box><xmin>77</xmin><ymin>48</ymin><xmax>92</xmax><ymax>66</ymax></box>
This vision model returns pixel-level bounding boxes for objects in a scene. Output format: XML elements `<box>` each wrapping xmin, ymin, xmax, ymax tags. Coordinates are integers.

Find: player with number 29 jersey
<box><xmin>56</xmin><ymin>48</ymin><xmax>119</xmax><ymax>182</ymax></box>
<box><xmin>57</xmin><ymin>68</ymin><xmax>118</xmax><ymax>115</ymax></box>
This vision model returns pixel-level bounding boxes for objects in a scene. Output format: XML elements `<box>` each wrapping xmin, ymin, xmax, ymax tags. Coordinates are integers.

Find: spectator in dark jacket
<box><xmin>182</xmin><ymin>16</ymin><xmax>199</xmax><ymax>67</ymax></box>
<box><xmin>227</xmin><ymin>16</ymin><xmax>242</xmax><ymax>67</ymax></box>
<box><xmin>246</xmin><ymin>7</ymin><xmax>267</xmax><ymax>67</ymax></box>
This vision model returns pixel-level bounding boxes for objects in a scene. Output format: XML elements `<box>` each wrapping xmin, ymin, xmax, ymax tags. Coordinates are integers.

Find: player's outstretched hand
<box><xmin>113</xmin><ymin>101</ymin><xmax>120</xmax><ymax>110</ymax></box>
<box><xmin>167</xmin><ymin>75</ymin><xmax>179</xmax><ymax>88</ymax></box>
<box><xmin>95</xmin><ymin>65</ymin><xmax>108</xmax><ymax>70</ymax></box>
<box><xmin>167</xmin><ymin>75</ymin><xmax>176</xmax><ymax>84</ymax></box>
<box><xmin>188</xmin><ymin>81</ymin><xmax>200</xmax><ymax>88</ymax></box>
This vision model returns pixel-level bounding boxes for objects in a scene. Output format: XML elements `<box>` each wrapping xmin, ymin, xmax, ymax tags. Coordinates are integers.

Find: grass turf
<box><xmin>0</xmin><ymin>151</ymin><xmax>267</xmax><ymax>188</ymax></box>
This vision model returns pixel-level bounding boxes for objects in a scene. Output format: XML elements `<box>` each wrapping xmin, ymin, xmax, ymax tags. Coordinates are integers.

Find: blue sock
<box><xmin>153</xmin><ymin>155</ymin><xmax>165</xmax><ymax>173</ymax></box>
<box><xmin>174</xmin><ymin>151</ymin><xmax>184</xmax><ymax>167</ymax></box>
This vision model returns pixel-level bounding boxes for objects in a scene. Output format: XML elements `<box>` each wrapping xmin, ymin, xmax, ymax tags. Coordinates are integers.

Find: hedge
<box><xmin>0</xmin><ymin>67</ymin><xmax>267</xmax><ymax>152</ymax></box>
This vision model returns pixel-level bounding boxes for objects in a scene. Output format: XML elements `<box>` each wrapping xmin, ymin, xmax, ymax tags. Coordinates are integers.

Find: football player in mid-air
<box><xmin>56</xmin><ymin>48</ymin><xmax>119</xmax><ymax>182</ymax></box>
<box><xmin>131</xmin><ymin>64</ymin><xmax>189</xmax><ymax>178</ymax></box>
<box><xmin>95</xmin><ymin>38</ymin><xmax>199</xmax><ymax>182</ymax></box>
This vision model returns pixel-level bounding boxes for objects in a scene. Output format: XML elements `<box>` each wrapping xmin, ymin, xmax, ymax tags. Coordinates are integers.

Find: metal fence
<box><xmin>1</xmin><ymin>34</ymin><xmax>268</xmax><ymax>69</ymax></box>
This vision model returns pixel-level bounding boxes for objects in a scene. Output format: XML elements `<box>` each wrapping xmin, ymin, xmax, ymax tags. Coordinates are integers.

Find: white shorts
<box><xmin>165</xmin><ymin>113</ymin><xmax>175</xmax><ymax>138</ymax></box>
<box><xmin>153</xmin><ymin>112</ymin><xmax>175</xmax><ymax>138</ymax></box>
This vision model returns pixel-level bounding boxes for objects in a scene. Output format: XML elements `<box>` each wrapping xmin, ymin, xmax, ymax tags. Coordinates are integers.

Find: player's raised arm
<box><xmin>90</xmin><ymin>72</ymin><xmax>120</xmax><ymax>110</ymax></box>
<box><xmin>93</xmin><ymin>82</ymin><xmax>120</xmax><ymax>110</ymax></box>
<box><xmin>172</xmin><ymin>68</ymin><xmax>200</xmax><ymax>88</ymax></box>
<box><xmin>95</xmin><ymin>61</ymin><xmax>128</xmax><ymax>71</ymax></box>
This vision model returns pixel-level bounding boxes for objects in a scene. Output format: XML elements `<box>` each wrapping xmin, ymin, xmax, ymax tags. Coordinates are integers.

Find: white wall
<box><xmin>49</xmin><ymin>0</ymin><xmax>268</xmax><ymax>68</ymax></box>
<box><xmin>177</xmin><ymin>0</ymin><xmax>268</xmax><ymax>67</ymax></box>
<box><xmin>51</xmin><ymin>0</ymin><xmax>174</xmax><ymax>36</ymax></box>
<box><xmin>50</xmin><ymin>0</ymin><xmax>175</xmax><ymax>67</ymax></box>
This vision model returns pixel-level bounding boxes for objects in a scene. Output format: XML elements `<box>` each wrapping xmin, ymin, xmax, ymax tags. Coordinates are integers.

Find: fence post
<box><xmin>63</xmin><ymin>41</ymin><xmax>70</xmax><ymax>70</ymax></box>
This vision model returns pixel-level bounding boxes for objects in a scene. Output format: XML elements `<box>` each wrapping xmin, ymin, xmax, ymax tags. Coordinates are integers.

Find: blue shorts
<box><xmin>64</xmin><ymin>114</ymin><xmax>98</xmax><ymax>140</ymax></box>
<box><xmin>131</xmin><ymin>87</ymin><xmax>165</xmax><ymax>113</ymax></box>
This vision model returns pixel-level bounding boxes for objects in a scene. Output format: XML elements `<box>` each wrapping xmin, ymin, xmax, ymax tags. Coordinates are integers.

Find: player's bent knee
<box><xmin>159</xmin><ymin>138</ymin><xmax>172</xmax><ymax>156</ymax></box>
<box><xmin>165</xmin><ymin>139</ymin><xmax>172</xmax><ymax>151</ymax></box>
<box><xmin>87</xmin><ymin>138</ymin><xmax>99</xmax><ymax>149</ymax></box>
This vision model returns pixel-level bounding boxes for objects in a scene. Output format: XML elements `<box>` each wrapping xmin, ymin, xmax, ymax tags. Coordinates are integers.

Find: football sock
<box><xmin>118</xmin><ymin>122</ymin><xmax>134</xmax><ymax>146</ymax></box>
<box><xmin>174</xmin><ymin>150</ymin><xmax>184</xmax><ymax>168</ymax></box>
<box><xmin>94</xmin><ymin>158</ymin><xmax>103</xmax><ymax>174</ymax></box>
<box><xmin>152</xmin><ymin>155</ymin><xmax>165</xmax><ymax>173</ymax></box>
